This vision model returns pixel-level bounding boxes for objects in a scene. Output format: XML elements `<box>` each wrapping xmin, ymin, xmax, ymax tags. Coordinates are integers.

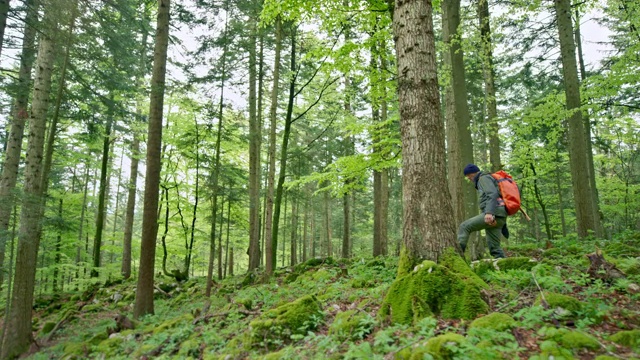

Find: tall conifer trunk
<box><xmin>554</xmin><ymin>0</ymin><xmax>601</xmax><ymax>238</ymax></box>
<box><xmin>134</xmin><ymin>0</ymin><xmax>170</xmax><ymax>318</ymax></box>
<box><xmin>0</xmin><ymin>0</ymin><xmax>39</xmax><ymax>289</ymax></box>
<box><xmin>0</xmin><ymin>16</ymin><xmax>56</xmax><ymax>357</ymax></box>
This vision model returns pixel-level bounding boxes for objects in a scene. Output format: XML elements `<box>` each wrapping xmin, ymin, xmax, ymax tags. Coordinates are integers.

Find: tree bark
<box><xmin>554</xmin><ymin>0</ymin><xmax>601</xmax><ymax>238</ymax></box>
<box><xmin>247</xmin><ymin>3</ymin><xmax>262</xmax><ymax>272</ymax></box>
<box><xmin>573</xmin><ymin>7</ymin><xmax>603</xmax><ymax>238</ymax></box>
<box><xmin>264</xmin><ymin>16</ymin><xmax>282</xmax><ymax>275</ymax></box>
<box><xmin>391</xmin><ymin>0</ymin><xmax>457</xmax><ymax>264</ymax></box>
<box><xmin>478</xmin><ymin>0</ymin><xmax>501</xmax><ymax>172</ymax></box>
<box><xmin>91</xmin><ymin>100</ymin><xmax>114</xmax><ymax>277</ymax></box>
<box><xmin>0</xmin><ymin>24</ymin><xmax>55</xmax><ymax>358</ymax></box>
<box><xmin>134</xmin><ymin>0</ymin><xmax>170</xmax><ymax>319</ymax></box>
<box><xmin>0</xmin><ymin>0</ymin><xmax>9</xmax><ymax>58</ymax></box>
<box><xmin>0</xmin><ymin>0</ymin><xmax>38</xmax><ymax>290</ymax></box>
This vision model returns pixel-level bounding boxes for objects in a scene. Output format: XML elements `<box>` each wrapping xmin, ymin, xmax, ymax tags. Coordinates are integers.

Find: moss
<box><xmin>88</xmin><ymin>332</ymin><xmax>108</xmax><ymax>345</ymax></box>
<box><xmin>94</xmin><ymin>332</ymin><xmax>131</xmax><ymax>356</ymax></box>
<box><xmin>82</xmin><ymin>303</ymin><xmax>102</xmax><ymax>313</ymax></box>
<box><xmin>64</xmin><ymin>342</ymin><xmax>89</xmax><ymax>357</ymax></box>
<box><xmin>149</xmin><ymin>313</ymin><xmax>193</xmax><ymax>334</ymax></box>
<box><xmin>595</xmin><ymin>356</ymin><xmax>619</xmax><ymax>360</ymax></box>
<box><xmin>537</xmin><ymin>340</ymin><xmax>575</xmax><ymax>360</ymax></box>
<box><xmin>558</xmin><ymin>330</ymin><xmax>600</xmax><ymax>350</ymax></box>
<box><xmin>535</xmin><ymin>292</ymin><xmax>583</xmax><ymax>313</ymax></box>
<box><xmin>41</xmin><ymin>321</ymin><xmax>56</xmax><ymax>334</ymax></box>
<box><xmin>236</xmin><ymin>297</ymin><xmax>253</xmax><ymax>310</ymax></box>
<box><xmin>424</xmin><ymin>333</ymin><xmax>467</xmax><ymax>360</ymax></box>
<box><xmin>609</xmin><ymin>329</ymin><xmax>640</xmax><ymax>348</ymax></box>
<box><xmin>380</xmin><ymin>249</ymin><xmax>488</xmax><ymax>324</ymax></box>
<box><xmin>496</xmin><ymin>257</ymin><xmax>536</xmax><ymax>271</ymax></box>
<box><xmin>249</xmin><ymin>295</ymin><xmax>323</xmax><ymax>347</ymax></box>
<box><xmin>311</xmin><ymin>268</ymin><xmax>334</xmax><ymax>282</ymax></box>
<box><xmin>178</xmin><ymin>338</ymin><xmax>201</xmax><ymax>357</ymax></box>
<box><xmin>351</xmin><ymin>278</ymin><xmax>375</xmax><ymax>288</ymax></box>
<box><xmin>472</xmin><ymin>260</ymin><xmax>496</xmax><ymax>277</ymax></box>
<box><xmin>328</xmin><ymin>310</ymin><xmax>373</xmax><ymax>341</ymax></box>
<box><xmin>396</xmin><ymin>247</ymin><xmax>416</xmax><ymax>278</ymax></box>
<box><xmin>469</xmin><ymin>313</ymin><xmax>517</xmax><ymax>332</ymax></box>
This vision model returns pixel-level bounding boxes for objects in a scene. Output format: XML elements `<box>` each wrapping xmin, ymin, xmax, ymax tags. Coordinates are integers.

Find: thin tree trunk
<box><xmin>52</xmin><ymin>198</ymin><xmax>63</xmax><ymax>292</ymax></box>
<box><xmin>76</xmin><ymin>165</ymin><xmax>89</xmax><ymax>280</ymax></box>
<box><xmin>247</xmin><ymin>4</ymin><xmax>262</xmax><ymax>272</ymax></box>
<box><xmin>302</xmin><ymin>195</ymin><xmax>308</xmax><ymax>262</ymax></box>
<box><xmin>323</xmin><ymin>182</ymin><xmax>332</xmax><ymax>257</ymax></box>
<box><xmin>0</xmin><ymin>0</ymin><xmax>39</xmax><ymax>289</ymax></box>
<box><xmin>134</xmin><ymin>0</ymin><xmax>170</xmax><ymax>319</ymax></box>
<box><xmin>160</xmin><ymin>186</ymin><xmax>171</xmax><ymax>276</ymax></box>
<box><xmin>530</xmin><ymin>163</ymin><xmax>553</xmax><ymax>244</ymax></box>
<box><xmin>290</xmin><ymin>189</ymin><xmax>298</xmax><ymax>266</ymax></box>
<box><xmin>217</xmin><ymin>194</ymin><xmax>224</xmax><ymax>280</ymax></box>
<box><xmin>478</xmin><ymin>0</ymin><xmax>501</xmax><ymax>172</ymax></box>
<box><xmin>91</xmin><ymin>100</ymin><xmax>114</xmax><ymax>277</ymax></box>
<box><xmin>555</xmin><ymin>161</ymin><xmax>567</xmax><ymax>237</ymax></box>
<box><xmin>554</xmin><ymin>0</ymin><xmax>601</xmax><ymax>238</ymax></box>
<box><xmin>122</xmin><ymin>134</ymin><xmax>139</xmax><ymax>279</ymax></box>
<box><xmin>184</xmin><ymin>116</ymin><xmax>200</xmax><ymax>278</ymax></box>
<box><xmin>224</xmin><ymin>191</ymin><xmax>231</xmax><ymax>278</ymax></box>
<box><xmin>0</xmin><ymin>205</ymin><xmax>17</xmax><ymax>344</ymax></box>
<box><xmin>110</xmin><ymin>144</ymin><xmax>125</xmax><ymax>267</ymax></box>
<box><xmin>0</xmin><ymin>21</ymin><xmax>56</xmax><ymax>357</ymax></box>
<box><xmin>228</xmin><ymin>247</ymin><xmax>234</xmax><ymax>276</ymax></box>
<box><xmin>390</xmin><ymin>0</ymin><xmax>458</xmax><ymax>265</ymax></box>
<box><xmin>264</xmin><ymin>16</ymin><xmax>282</xmax><ymax>275</ymax></box>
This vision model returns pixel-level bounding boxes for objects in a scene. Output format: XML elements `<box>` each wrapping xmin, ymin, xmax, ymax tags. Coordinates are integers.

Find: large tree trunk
<box><xmin>0</xmin><ymin>25</ymin><xmax>56</xmax><ymax>358</ymax></box>
<box><xmin>442</xmin><ymin>0</ymin><xmax>477</xmax><ymax>227</ymax></box>
<box><xmin>554</xmin><ymin>0</ymin><xmax>601</xmax><ymax>238</ymax></box>
<box><xmin>247</xmin><ymin>4</ymin><xmax>262</xmax><ymax>272</ymax></box>
<box><xmin>478</xmin><ymin>0</ymin><xmax>501</xmax><ymax>172</ymax></box>
<box><xmin>134</xmin><ymin>0</ymin><xmax>170</xmax><ymax>319</ymax></box>
<box><xmin>0</xmin><ymin>0</ymin><xmax>38</xmax><ymax>290</ymax></box>
<box><xmin>573</xmin><ymin>7</ymin><xmax>603</xmax><ymax>238</ymax></box>
<box><xmin>264</xmin><ymin>16</ymin><xmax>282</xmax><ymax>275</ymax></box>
<box><xmin>390</xmin><ymin>0</ymin><xmax>458</xmax><ymax>264</ymax></box>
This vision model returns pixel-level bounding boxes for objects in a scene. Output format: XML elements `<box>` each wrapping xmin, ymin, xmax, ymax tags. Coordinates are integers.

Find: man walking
<box><xmin>458</xmin><ymin>164</ymin><xmax>506</xmax><ymax>259</ymax></box>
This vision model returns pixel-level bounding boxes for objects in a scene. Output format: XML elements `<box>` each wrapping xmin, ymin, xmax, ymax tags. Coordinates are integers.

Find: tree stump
<box><xmin>586</xmin><ymin>247</ymin><xmax>625</xmax><ymax>282</ymax></box>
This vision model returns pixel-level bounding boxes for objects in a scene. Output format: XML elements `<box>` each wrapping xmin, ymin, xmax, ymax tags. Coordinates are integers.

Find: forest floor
<box><xmin>7</xmin><ymin>232</ymin><xmax>640</xmax><ymax>359</ymax></box>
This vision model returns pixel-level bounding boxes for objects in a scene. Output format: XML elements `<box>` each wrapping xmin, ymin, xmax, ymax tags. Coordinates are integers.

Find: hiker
<box><xmin>458</xmin><ymin>164</ymin><xmax>507</xmax><ymax>259</ymax></box>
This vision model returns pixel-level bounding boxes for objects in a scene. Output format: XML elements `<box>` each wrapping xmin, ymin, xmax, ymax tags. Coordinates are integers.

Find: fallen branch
<box><xmin>154</xmin><ymin>285</ymin><xmax>172</xmax><ymax>298</ymax></box>
<box><xmin>45</xmin><ymin>310</ymin><xmax>77</xmax><ymax>342</ymax></box>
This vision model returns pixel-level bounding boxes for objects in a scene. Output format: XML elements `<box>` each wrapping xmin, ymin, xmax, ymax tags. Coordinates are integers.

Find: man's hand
<box><xmin>484</xmin><ymin>213</ymin><xmax>496</xmax><ymax>226</ymax></box>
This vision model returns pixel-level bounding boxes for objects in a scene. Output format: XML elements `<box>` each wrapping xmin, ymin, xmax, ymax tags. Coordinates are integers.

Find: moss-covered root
<box><xmin>249</xmin><ymin>295</ymin><xmax>323</xmax><ymax>347</ymax></box>
<box><xmin>380</xmin><ymin>248</ymin><xmax>489</xmax><ymax>324</ymax></box>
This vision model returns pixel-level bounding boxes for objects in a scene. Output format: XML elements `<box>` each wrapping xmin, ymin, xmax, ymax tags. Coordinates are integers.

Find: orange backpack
<box><xmin>491</xmin><ymin>170</ymin><xmax>521</xmax><ymax>216</ymax></box>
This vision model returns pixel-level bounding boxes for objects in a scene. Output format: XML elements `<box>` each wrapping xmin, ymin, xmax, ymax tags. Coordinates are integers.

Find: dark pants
<box><xmin>458</xmin><ymin>214</ymin><xmax>506</xmax><ymax>258</ymax></box>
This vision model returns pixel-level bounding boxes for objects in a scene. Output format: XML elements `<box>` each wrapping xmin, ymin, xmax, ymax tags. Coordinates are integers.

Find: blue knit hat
<box><xmin>463</xmin><ymin>164</ymin><xmax>480</xmax><ymax>175</ymax></box>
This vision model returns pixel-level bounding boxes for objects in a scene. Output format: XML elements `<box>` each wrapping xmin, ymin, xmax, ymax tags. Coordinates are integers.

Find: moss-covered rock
<box><xmin>472</xmin><ymin>260</ymin><xmax>497</xmax><ymax>277</ymax></box>
<box><xmin>496</xmin><ymin>257</ymin><xmax>536</xmax><ymax>271</ymax></box>
<box><xmin>558</xmin><ymin>330</ymin><xmax>600</xmax><ymax>350</ymax></box>
<box><xmin>249</xmin><ymin>295</ymin><xmax>323</xmax><ymax>347</ymax></box>
<box><xmin>146</xmin><ymin>313</ymin><xmax>193</xmax><ymax>334</ymax></box>
<box><xmin>328</xmin><ymin>310</ymin><xmax>374</xmax><ymax>341</ymax></box>
<box><xmin>535</xmin><ymin>292</ymin><xmax>583</xmax><ymax>314</ymax></box>
<box><xmin>236</xmin><ymin>297</ymin><xmax>253</xmax><ymax>310</ymax></box>
<box><xmin>82</xmin><ymin>303</ymin><xmax>103</xmax><ymax>313</ymax></box>
<box><xmin>380</xmin><ymin>249</ymin><xmax>488</xmax><ymax>324</ymax></box>
<box><xmin>41</xmin><ymin>321</ymin><xmax>56</xmax><ymax>334</ymax></box>
<box><xmin>425</xmin><ymin>333</ymin><xmax>467</xmax><ymax>359</ymax></box>
<box><xmin>542</xmin><ymin>248</ymin><xmax>564</xmax><ymax>259</ymax></box>
<box><xmin>396</xmin><ymin>333</ymin><xmax>466</xmax><ymax>360</ymax></box>
<box><xmin>609</xmin><ymin>329</ymin><xmax>640</xmax><ymax>348</ymax></box>
<box><xmin>94</xmin><ymin>331</ymin><xmax>132</xmax><ymax>357</ymax></box>
<box><xmin>63</xmin><ymin>342</ymin><xmax>89</xmax><ymax>358</ymax></box>
<box><xmin>469</xmin><ymin>313</ymin><xmax>517</xmax><ymax>332</ymax></box>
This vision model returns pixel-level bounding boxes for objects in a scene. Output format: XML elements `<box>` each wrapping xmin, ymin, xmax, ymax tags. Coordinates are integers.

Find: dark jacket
<box><xmin>473</xmin><ymin>172</ymin><xmax>507</xmax><ymax>217</ymax></box>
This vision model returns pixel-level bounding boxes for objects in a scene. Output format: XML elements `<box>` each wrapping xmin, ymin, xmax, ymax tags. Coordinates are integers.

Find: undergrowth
<box><xmin>6</xmin><ymin>233</ymin><xmax>640</xmax><ymax>359</ymax></box>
